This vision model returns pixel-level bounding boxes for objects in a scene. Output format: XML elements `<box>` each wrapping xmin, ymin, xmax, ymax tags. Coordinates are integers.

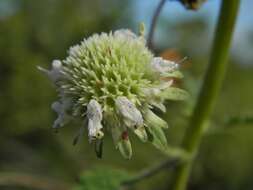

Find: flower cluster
<box><xmin>38</xmin><ymin>28</ymin><xmax>188</xmax><ymax>159</ymax></box>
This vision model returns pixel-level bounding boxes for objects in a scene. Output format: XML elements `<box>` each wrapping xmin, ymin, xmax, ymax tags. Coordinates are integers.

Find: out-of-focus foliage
<box><xmin>73</xmin><ymin>168</ymin><xmax>129</xmax><ymax>190</ymax></box>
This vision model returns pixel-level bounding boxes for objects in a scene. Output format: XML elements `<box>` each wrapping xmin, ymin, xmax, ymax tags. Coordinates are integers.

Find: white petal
<box><xmin>143</xmin><ymin>81</ymin><xmax>173</xmax><ymax>97</ymax></box>
<box><xmin>52</xmin><ymin>60</ymin><xmax>62</xmax><ymax>69</ymax></box>
<box><xmin>68</xmin><ymin>45</ymin><xmax>80</xmax><ymax>56</ymax></box>
<box><xmin>51</xmin><ymin>100</ymin><xmax>71</xmax><ymax>129</ymax></box>
<box><xmin>114</xmin><ymin>29</ymin><xmax>137</xmax><ymax>40</ymax></box>
<box><xmin>52</xmin><ymin>113</ymin><xmax>65</xmax><ymax>129</ymax></box>
<box><xmin>142</xmin><ymin>81</ymin><xmax>173</xmax><ymax>112</ymax></box>
<box><xmin>87</xmin><ymin>99</ymin><xmax>102</xmax><ymax>121</ymax></box>
<box><xmin>37</xmin><ymin>60</ymin><xmax>63</xmax><ymax>83</ymax></box>
<box><xmin>115</xmin><ymin>96</ymin><xmax>143</xmax><ymax>128</ymax></box>
<box><xmin>87</xmin><ymin>100</ymin><xmax>104</xmax><ymax>140</ymax></box>
<box><xmin>51</xmin><ymin>101</ymin><xmax>62</xmax><ymax>114</ymax></box>
<box><xmin>88</xmin><ymin>120</ymin><xmax>103</xmax><ymax>138</ymax></box>
<box><xmin>151</xmin><ymin>57</ymin><xmax>179</xmax><ymax>73</ymax></box>
<box><xmin>49</xmin><ymin>60</ymin><xmax>63</xmax><ymax>82</ymax></box>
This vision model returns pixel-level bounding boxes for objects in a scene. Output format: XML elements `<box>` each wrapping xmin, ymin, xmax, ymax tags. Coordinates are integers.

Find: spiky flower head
<box><xmin>38</xmin><ymin>27</ymin><xmax>188</xmax><ymax>159</ymax></box>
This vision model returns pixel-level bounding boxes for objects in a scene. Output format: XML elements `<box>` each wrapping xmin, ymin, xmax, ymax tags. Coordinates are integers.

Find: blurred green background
<box><xmin>0</xmin><ymin>0</ymin><xmax>253</xmax><ymax>189</ymax></box>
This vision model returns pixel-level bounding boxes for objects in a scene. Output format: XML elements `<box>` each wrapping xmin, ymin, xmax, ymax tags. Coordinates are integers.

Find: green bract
<box><xmin>38</xmin><ymin>28</ymin><xmax>188</xmax><ymax>159</ymax></box>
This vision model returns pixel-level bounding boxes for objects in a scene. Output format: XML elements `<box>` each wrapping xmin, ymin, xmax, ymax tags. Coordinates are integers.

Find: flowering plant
<box><xmin>38</xmin><ymin>28</ymin><xmax>188</xmax><ymax>159</ymax></box>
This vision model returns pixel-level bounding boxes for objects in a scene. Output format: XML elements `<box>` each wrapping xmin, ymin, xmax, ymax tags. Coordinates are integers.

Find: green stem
<box><xmin>171</xmin><ymin>1</ymin><xmax>240</xmax><ymax>190</ymax></box>
<box><xmin>121</xmin><ymin>158</ymin><xmax>178</xmax><ymax>186</ymax></box>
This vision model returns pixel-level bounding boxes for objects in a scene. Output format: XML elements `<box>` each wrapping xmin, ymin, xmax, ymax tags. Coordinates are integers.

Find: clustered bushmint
<box><xmin>38</xmin><ymin>28</ymin><xmax>188</xmax><ymax>159</ymax></box>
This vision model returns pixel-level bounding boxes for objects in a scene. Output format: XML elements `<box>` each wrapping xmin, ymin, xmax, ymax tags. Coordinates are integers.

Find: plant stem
<box><xmin>147</xmin><ymin>0</ymin><xmax>167</xmax><ymax>49</ymax></box>
<box><xmin>121</xmin><ymin>158</ymin><xmax>178</xmax><ymax>186</ymax></box>
<box><xmin>171</xmin><ymin>1</ymin><xmax>240</xmax><ymax>190</ymax></box>
<box><xmin>121</xmin><ymin>146</ymin><xmax>189</xmax><ymax>187</ymax></box>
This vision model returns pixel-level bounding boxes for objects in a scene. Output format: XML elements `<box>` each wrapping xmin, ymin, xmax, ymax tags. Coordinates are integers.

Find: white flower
<box><xmin>87</xmin><ymin>99</ymin><xmax>104</xmax><ymax>141</ymax></box>
<box><xmin>114</xmin><ymin>29</ymin><xmax>137</xmax><ymax>40</ymax></box>
<box><xmin>51</xmin><ymin>99</ymin><xmax>72</xmax><ymax>129</ymax></box>
<box><xmin>115</xmin><ymin>96</ymin><xmax>147</xmax><ymax>142</ymax></box>
<box><xmin>151</xmin><ymin>57</ymin><xmax>179</xmax><ymax>74</ymax></box>
<box><xmin>37</xmin><ymin>60</ymin><xmax>63</xmax><ymax>83</ymax></box>
<box><xmin>115</xmin><ymin>96</ymin><xmax>143</xmax><ymax>128</ymax></box>
<box><xmin>142</xmin><ymin>81</ymin><xmax>173</xmax><ymax>112</ymax></box>
<box><xmin>38</xmin><ymin>28</ymin><xmax>188</xmax><ymax>159</ymax></box>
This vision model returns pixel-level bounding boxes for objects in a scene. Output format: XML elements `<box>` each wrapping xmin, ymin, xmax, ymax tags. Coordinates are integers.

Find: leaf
<box><xmin>73</xmin><ymin>168</ymin><xmax>130</xmax><ymax>190</ymax></box>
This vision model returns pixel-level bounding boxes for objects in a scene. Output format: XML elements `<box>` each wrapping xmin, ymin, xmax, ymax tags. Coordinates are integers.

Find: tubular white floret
<box><xmin>151</xmin><ymin>57</ymin><xmax>179</xmax><ymax>74</ymax></box>
<box><xmin>37</xmin><ymin>60</ymin><xmax>63</xmax><ymax>83</ymax></box>
<box><xmin>115</xmin><ymin>96</ymin><xmax>143</xmax><ymax>128</ymax></box>
<box><xmin>51</xmin><ymin>99</ymin><xmax>71</xmax><ymax>129</ymax></box>
<box><xmin>87</xmin><ymin>99</ymin><xmax>104</xmax><ymax>141</ymax></box>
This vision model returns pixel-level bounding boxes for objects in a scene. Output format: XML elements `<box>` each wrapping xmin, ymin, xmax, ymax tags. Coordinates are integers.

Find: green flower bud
<box><xmin>110</xmin><ymin>121</ymin><xmax>132</xmax><ymax>159</ymax></box>
<box><xmin>144</xmin><ymin>110</ymin><xmax>168</xmax><ymax>151</ymax></box>
<box><xmin>133</xmin><ymin>126</ymin><xmax>148</xmax><ymax>142</ymax></box>
<box><xmin>144</xmin><ymin>109</ymin><xmax>168</xmax><ymax>129</ymax></box>
<box><xmin>117</xmin><ymin>133</ymin><xmax>132</xmax><ymax>160</ymax></box>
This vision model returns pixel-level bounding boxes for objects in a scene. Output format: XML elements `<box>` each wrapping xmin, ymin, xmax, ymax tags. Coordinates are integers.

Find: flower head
<box><xmin>39</xmin><ymin>28</ymin><xmax>188</xmax><ymax>159</ymax></box>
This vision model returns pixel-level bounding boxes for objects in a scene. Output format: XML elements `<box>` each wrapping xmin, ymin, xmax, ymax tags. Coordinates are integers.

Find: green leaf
<box><xmin>73</xmin><ymin>168</ymin><xmax>130</xmax><ymax>190</ymax></box>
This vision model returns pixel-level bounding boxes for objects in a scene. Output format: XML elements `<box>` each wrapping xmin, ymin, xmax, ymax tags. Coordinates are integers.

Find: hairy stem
<box><xmin>147</xmin><ymin>0</ymin><xmax>167</xmax><ymax>49</ymax></box>
<box><xmin>171</xmin><ymin>0</ymin><xmax>240</xmax><ymax>190</ymax></box>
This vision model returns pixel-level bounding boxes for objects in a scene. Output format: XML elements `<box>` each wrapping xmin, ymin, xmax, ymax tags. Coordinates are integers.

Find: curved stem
<box><xmin>121</xmin><ymin>146</ymin><xmax>189</xmax><ymax>187</ymax></box>
<box><xmin>147</xmin><ymin>0</ymin><xmax>167</xmax><ymax>49</ymax></box>
<box><xmin>171</xmin><ymin>1</ymin><xmax>240</xmax><ymax>190</ymax></box>
<box><xmin>121</xmin><ymin>158</ymin><xmax>178</xmax><ymax>186</ymax></box>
